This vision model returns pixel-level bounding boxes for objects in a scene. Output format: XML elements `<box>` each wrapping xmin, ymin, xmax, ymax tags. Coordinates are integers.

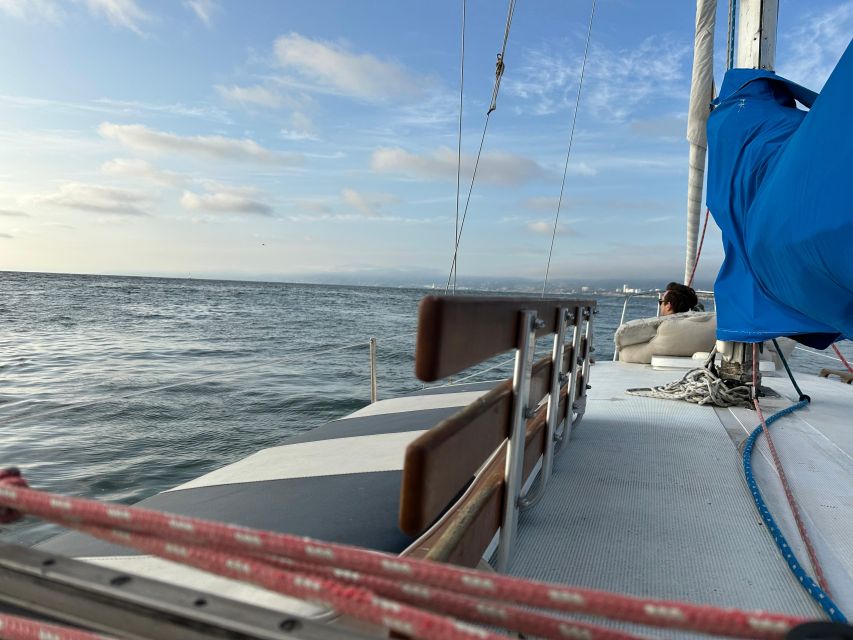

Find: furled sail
<box><xmin>683</xmin><ymin>0</ymin><xmax>716</xmax><ymax>284</ymax></box>
<box><xmin>706</xmin><ymin>40</ymin><xmax>853</xmax><ymax>347</ymax></box>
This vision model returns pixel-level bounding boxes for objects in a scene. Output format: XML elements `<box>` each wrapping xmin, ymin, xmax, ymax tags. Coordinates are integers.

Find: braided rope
<box><xmin>741</xmin><ymin>399</ymin><xmax>846</xmax><ymax>622</ymax></box>
<box><xmin>749</xmin><ymin>345</ymin><xmax>834</xmax><ymax>603</ymax></box>
<box><xmin>626</xmin><ymin>362</ymin><xmax>752</xmax><ymax>408</ymax></box>
<box><xmin>0</xmin><ymin>613</ymin><xmax>111</xmax><ymax>640</ymax></box>
<box><xmin>831</xmin><ymin>343</ymin><xmax>853</xmax><ymax>374</ymax></box>
<box><xmin>0</xmin><ymin>474</ymin><xmax>809</xmax><ymax>639</ymax></box>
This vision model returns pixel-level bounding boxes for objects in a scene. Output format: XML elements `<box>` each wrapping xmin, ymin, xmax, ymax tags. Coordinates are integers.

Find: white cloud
<box><xmin>0</xmin><ymin>208</ymin><xmax>30</xmax><ymax>217</ymax></box>
<box><xmin>527</xmin><ymin>220</ymin><xmax>575</xmax><ymax>236</ymax></box>
<box><xmin>273</xmin><ymin>33</ymin><xmax>426</xmax><ymax>102</ymax></box>
<box><xmin>0</xmin><ymin>0</ymin><xmax>63</xmax><ymax>21</ymax></box>
<box><xmin>0</xmin><ymin>232</ymin><xmax>13</xmax><ymax>239</ymax></box>
<box><xmin>181</xmin><ymin>186</ymin><xmax>274</xmax><ymax>216</ymax></box>
<box><xmin>27</xmin><ymin>182</ymin><xmax>150</xmax><ymax>216</ymax></box>
<box><xmin>101</xmin><ymin>158</ymin><xmax>187</xmax><ymax>187</ymax></box>
<box><xmin>215</xmin><ymin>84</ymin><xmax>282</xmax><ymax>108</ymax></box>
<box><xmin>341</xmin><ymin>189</ymin><xmax>398</xmax><ymax>217</ymax></box>
<box><xmin>507</xmin><ymin>36</ymin><xmax>690</xmax><ymax>121</ymax></box>
<box><xmin>371</xmin><ymin>147</ymin><xmax>552</xmax><ymax>186</ymax></box>
<box><xmin>777</xmin><ymin>2</ymin><xmax>853</xmax><ymax>90</ymax></box>
<box><xmin>98</xmin><ymin>123</ymin><xmax>301</xmax><ymax>165</ymax></box>
<box><xmin>185</xmin><ymin>0</ymin><xmax>218</xmax><ymax>26</ymax></box>
<box><xmin>85</xmin><ymin>0</ymin><xmax>151</xmax><ymax>35</ymax></box>
<box><xmin>644</xmin><ymin>215</ymin><xmax>674</xmax><ymax>224</ymax></box>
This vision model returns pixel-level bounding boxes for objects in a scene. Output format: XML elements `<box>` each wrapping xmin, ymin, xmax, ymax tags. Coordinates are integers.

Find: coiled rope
<box><xmin>626</xmin><ymin>351</ymin><xmax>752</xmax><ymax>408</ymax></box>
<box><xmin>0</xmin><ymin>469</ymin><xmax>812</xmax><ymax>640</ymax></box>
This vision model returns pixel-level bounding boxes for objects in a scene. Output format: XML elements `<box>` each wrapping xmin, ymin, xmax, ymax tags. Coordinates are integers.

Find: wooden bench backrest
<box><xmin>400</xmin><ymin>296</ymin><xmax>595</xmax><ymax>541</ymax></box>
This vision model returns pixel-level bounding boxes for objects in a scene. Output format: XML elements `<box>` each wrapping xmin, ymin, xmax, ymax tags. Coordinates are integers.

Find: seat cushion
<box><xmin>617</xmin><ymin>312</ymin><xmax>717</xmax><ymax>364</ymax></box>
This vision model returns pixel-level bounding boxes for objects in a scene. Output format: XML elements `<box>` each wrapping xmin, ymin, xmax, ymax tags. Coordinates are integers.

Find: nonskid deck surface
<box><xmin>719</xmin><ymin>372</ymin><xmax>853</xmax><ymax>612</ymax></box>
<box><xmin>508</xmin><ymin>361</ymin><xmax>850</xmax><ymax>637</ymax></box>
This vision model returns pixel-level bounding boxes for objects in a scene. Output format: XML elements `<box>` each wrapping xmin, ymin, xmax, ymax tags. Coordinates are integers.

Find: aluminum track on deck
<box><xmin>508</xmin><ymin>362</ymin><xmax>825</xmax><ymax>637</ymax></box>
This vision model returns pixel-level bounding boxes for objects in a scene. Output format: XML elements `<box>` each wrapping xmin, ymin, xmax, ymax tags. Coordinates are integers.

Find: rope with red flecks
<box><xmin>750</xmin><ymin>344</ymin><xmax>831</xmax><ymax>597</ymax></box>
<box><xmin>0</xmin><ymin>469</ymin><xmax>813</xmax><ymax>640</ymax></box>
<box><xmin>687</xmin><ymin>208</ymin><xmax>711</xmax><ymax>289</ymax></box>
<box><xmin>0</xmin><ymin>612</ymin><xmax>110</xmax><ymax>640</ymax></box>
<box><xmin>831</xmin><ymin>343</ymin><xmax>853</xmax><ymax>374</ymax></box>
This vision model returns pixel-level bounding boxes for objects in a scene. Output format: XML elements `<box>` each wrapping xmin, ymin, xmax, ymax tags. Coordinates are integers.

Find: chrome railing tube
<box><xmin>369</xmin><ymin>337</ymin><xmax>378</xmax><ymax>403</ymax></box>
<box><xmin>520</xmin><ymin>306</ymin><xmax>569</xmax><ymax>511</ymax></box>
<box><xmin>495</xmin><ymin>309</ymin><xmax>538</xmax><ymax>572</ymax></box>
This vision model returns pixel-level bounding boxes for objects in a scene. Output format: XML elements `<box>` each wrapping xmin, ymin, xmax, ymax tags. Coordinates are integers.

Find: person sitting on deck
<box><xmin>659</xmin><ymin>282</ymin><xmax>700</xmax><ymax>316</ymax></box>
<box><xmin>616</xmin><ymin>282</ymin><xmax>714</xmax><ymax>364</ymax></box>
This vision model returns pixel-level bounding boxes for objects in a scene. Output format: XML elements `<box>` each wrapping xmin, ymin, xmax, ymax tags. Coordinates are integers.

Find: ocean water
<box><xmin>0</xmin><ymin>271</ymin><xmax>848</xmax><ymax>546</ymax></box>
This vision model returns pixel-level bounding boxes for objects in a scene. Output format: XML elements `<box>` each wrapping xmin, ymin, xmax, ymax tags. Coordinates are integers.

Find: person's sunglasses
<box><xmin>658</xmin><ymin>299</ymin><xmax>664</xmax><ymax>306</ymax></box>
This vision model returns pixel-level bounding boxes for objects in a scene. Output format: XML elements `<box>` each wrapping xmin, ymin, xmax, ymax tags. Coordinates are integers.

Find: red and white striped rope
<box><xmin>751</xmin><ymin>344</ymin><xmax>831</xmax><ymax>596</ymax></box>
<box><xmin>0</xmin><ymin>612</ymin><xmax>111</xmax><ymax>640</ymax></box>
<box><xmin>0</xmin><ymin>472</ymin><xmax>808</xmax><ymax>640</ymax></box>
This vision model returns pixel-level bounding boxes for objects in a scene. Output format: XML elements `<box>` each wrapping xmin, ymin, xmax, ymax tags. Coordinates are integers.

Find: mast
<box><xmin>716</xmin><ymin>0</ymin><xmax>780</xmax><ymax>386</ymax></box>
<box><xmin>736</xmin><ymin>0</ymin><xmax>778</xmax><ymax>69</ymax></box>
<box><xmin>683</xmin><ymin>0</ymin><xmax>716</xmax><ymax>286</ymax></box>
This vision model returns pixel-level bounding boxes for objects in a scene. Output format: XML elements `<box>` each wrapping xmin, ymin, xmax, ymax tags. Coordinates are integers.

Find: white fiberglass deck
<box><xmin>508</xmin><ymin>361</ymin><xmax>851</xmax><ymax>631</ymax></box>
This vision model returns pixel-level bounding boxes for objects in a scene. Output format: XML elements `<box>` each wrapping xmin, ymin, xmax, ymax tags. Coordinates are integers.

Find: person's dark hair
<box><xmin>663</xmin><ymin>282</ymin><xmax>699</xmax><ymax>314</ymax></box>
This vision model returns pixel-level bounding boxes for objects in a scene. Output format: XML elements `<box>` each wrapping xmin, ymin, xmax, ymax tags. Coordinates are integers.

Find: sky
<box><xmin>0</xmin><ymin>0</ymin><xmax>850</xmax><ymax>287</ymax></box>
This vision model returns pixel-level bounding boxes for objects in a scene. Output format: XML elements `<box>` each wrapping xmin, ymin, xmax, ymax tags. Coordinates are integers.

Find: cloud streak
<box><xmin>0</xmin><ymin>0</ymin><xmax>63</xmax><ymax>22</ymax></box>
<box><xmin>185</xmin><ymin>0</ymin><xmax>218</xmax><ymax>26</ymax></box>
<box><xmin>0</xmin><ymin>208</ymin><xmax>30</xmax><ymax>218</ymax></box>
<box><xmin>507</xmin><ymin>35</ymin><xmax>690</xmax><ymax>121</ymax></box>
<box><xmin>341</xmin><ymin>189</ymin><xmax>398</xmax><ymax>217</ymax></box>
<box><xmin>215</xmin><ymin>84</ymin><xmax>283</xmax><ymax>108</ymax></box>
<box><xmin>27</xmin><ymin>182</ymin><xmax>151</xmax><ymax>216</ymax></box>
<box><xmin>273</xmin><ymin>33</ymin><xmax>427</xmax><ymax>102</ymax></box>
<box><xmin>527</xmin><ymin>220</ymin><xmax>575</xmax><ymax>236</ymax></box>
<box><xmin>778</xmin><ymin>2</ymin><xmax>853</xmax><ymax>90</ymax></box>
<box><xmin>98</xmin><ymin>123</ymin><xmax>301</xmax><ymax>165</ymax></box>
<box><xmin>101</xmin><ymin>158</ymin><xmax>188</xmax><ymax>187</ymax></box>
<box><xmin>371</xmin><ymin>147</ymin><xmax>553</xmax><ymax>186</ymax></box>
<box><xmin>181</xmin><ymin>185</ymin><xmax>274</xmax><ymax>216</ymax></box>
<box><xmin>85</xmin><ymin>0</ymin><xmax>151</xmax><ymax>35</ymax></box>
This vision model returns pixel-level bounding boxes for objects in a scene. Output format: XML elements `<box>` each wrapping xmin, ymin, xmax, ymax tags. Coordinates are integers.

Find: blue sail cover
<box><xmin>706</xmin><ymin>40</ymin><xmax>853</xmax><ymax>347</ymax></box>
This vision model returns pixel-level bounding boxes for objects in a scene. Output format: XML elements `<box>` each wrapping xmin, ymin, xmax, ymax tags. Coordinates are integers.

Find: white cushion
<box><xmin>616</xmin><ymin>312</ymin><xmax>717</xmax><ymax>364</ymax></box>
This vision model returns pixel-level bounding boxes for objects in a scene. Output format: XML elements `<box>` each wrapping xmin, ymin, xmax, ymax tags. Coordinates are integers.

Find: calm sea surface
<box><xmin>1</xmin><ymin>271</ymin><xmax>849</xmax><ymax>545</ymax></box>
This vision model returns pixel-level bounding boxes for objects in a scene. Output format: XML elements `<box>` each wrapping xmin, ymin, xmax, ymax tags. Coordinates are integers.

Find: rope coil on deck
<box><xmin>0</xmin><ymin>471</ymin><xmax>815</xmax><ymax>640</ymax></box>
<box><xmin>626</xmin><ymin>352</ymin><xmax>752</xmax><ymax>408</ymax></box>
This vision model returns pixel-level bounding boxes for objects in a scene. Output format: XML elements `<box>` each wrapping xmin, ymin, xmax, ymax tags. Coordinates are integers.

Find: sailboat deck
<box><xmin>508</xmin><ymin>361</ymin><xmax>851</xmax><ymax>629</ymax></box>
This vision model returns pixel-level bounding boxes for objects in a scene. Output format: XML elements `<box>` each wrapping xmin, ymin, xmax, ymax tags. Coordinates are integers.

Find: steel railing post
<box><xmin>495</xmin><ymin>309</ymin><xmax>538</xmax><ymax>572</ymax></box>
<box><xmin>369</xmin><ymin>337</ymin><xmax>378</xmax><ymax>403</ymax></box>
<box><xmin>519</xmin><ymin>306</ymin><xmax>568</xmax><ymax>510</ymax></box>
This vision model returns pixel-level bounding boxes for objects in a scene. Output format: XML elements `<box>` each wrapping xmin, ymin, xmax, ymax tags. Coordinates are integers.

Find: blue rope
<box><xmin>742</xmin><ymin>399</ymin><xmax>847</xmax><ymax>622</ymax></box>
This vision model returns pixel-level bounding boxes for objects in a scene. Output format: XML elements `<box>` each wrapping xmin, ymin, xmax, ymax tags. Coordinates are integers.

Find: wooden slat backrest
<box><xmin>404</xmin><ymin>388</ymin><xmax>572</xmax><ymax>566</ymax></box>
<box><xmin>415</xmin><ymin>296</ymin><xmax>595</xmax><ymax>382</ymax></box>
<box><xmin>401</xmin><ymin>295</ymin><xmax>596</xmax><ymax>561</ymax></box>
<box><xmin>399</xmin><ymin>354</ymin><xmax>554</xmax><ymax>536</ymax></box>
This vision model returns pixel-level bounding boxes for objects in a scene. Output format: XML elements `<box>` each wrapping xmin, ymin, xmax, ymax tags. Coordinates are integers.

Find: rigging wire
<box><xmin>541</xmin><ymin>0</ymin><xmax>596</xmax><ymax>297</ymax></box>
<box><xmin>445</xmin><ymin>0</ymin><xmax>518</xmax><ymax>293</ymax></box>
<box><xmin>452</xmin><ymin>0</ymin><xmax>467</xmax><ymax>294</ymax></box>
